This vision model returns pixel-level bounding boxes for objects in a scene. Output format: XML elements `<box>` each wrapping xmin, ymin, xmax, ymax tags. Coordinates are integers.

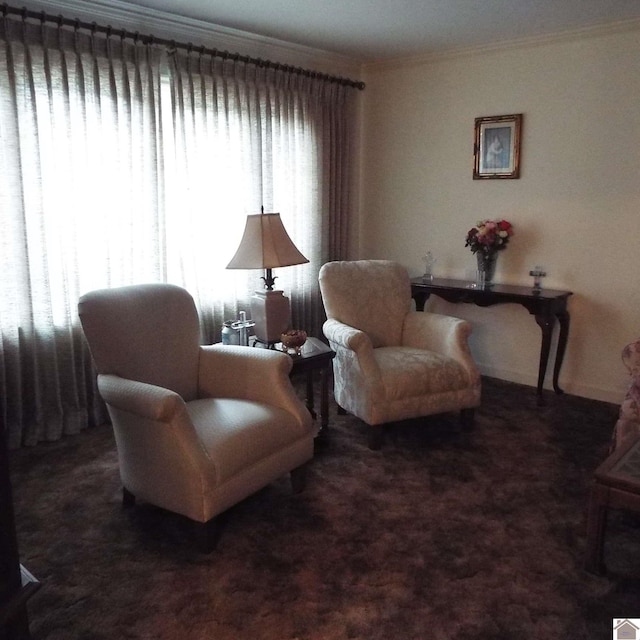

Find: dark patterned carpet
<box><xmin>8</xmin><ymin>377</ymin><xmax>640</xmax><ymax>639</ymax></box>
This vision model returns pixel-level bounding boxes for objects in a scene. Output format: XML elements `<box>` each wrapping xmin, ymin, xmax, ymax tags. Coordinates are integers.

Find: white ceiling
<box><xmin>110</xmin><ymin>0</ymin><xmax>640</xmax><ymax>61</ymax></box>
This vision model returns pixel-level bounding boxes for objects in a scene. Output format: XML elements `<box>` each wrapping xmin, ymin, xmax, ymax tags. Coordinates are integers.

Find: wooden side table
<box><xmin>285</xmin><ymin>337</ymin><xmax>336</xmax><ymax>433</ymax></box>
<box><xmin>585</xmin><ymin>435</ymin><xmax>640</xmax><ymax>575</ymax></box>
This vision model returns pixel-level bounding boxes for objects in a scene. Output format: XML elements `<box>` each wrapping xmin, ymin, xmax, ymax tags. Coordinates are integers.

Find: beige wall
<box><xmin>359</xmin><ymin>25</ymin><xmax>640</xmax><ymax>403</ymax></box>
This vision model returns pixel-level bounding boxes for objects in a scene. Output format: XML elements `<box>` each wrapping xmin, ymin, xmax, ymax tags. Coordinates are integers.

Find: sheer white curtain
<box><xmin>0</xmin><ymin>16</ymin><xmax>356</xmax><ymax>447</ymax></box>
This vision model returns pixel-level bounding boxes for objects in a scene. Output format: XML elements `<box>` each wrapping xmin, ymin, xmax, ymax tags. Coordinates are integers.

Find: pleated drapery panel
<box><xmin>0</xmin><ymin>20</ymin><xmax>166</xmax><ymax>446</ymax></box>
<box><xmin>166</xmin><ymin>50</ymin><xmax>355</xmax><ymax>340</ymax></box>
<box><xmin>0</xmin><ymin>15</ymin><xmax>357</xmax><ymax>448</ymax></box>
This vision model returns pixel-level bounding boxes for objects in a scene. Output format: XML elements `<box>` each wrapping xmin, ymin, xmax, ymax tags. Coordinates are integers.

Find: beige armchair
<box><xmin>319</xmin><ymin>260</ymin><xmax>481</xmax><ymax>448</ymax></box>
<box><xmin>78</xmin><ymin>283</ymin><xmax>314</xmax><ymax>551</ymax></box>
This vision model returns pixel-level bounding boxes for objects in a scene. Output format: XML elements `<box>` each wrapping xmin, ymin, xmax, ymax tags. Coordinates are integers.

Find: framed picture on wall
<box><xmin>473</xmin><ymin>113</ymin><xmax>522</xmax><ymax>179</ymax></box>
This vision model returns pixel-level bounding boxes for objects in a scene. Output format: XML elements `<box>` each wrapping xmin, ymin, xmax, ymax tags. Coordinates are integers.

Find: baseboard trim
<box><xmin>478</xmin><ymin>364</ymin><xmax>623</xmax><ymax>405</ymax></box>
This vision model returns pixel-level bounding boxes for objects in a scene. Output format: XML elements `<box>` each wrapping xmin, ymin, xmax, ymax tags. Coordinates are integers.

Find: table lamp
<box><xmin>227</xmin><ymin>209</ymin><xmax>309</xmax><ymax>346</ymax></box>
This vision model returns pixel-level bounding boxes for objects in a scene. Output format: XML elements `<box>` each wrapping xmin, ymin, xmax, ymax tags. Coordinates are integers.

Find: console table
<box><xmin>410</xmin><ymin>277</ymin><xmax>572</xmax><ymax>405</ymax></box>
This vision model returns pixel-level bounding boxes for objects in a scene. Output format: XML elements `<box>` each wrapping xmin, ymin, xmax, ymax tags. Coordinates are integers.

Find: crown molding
<box><xmin>363</xmin><ymin>17</ymin><xmax>640</xmax><ymax>72</ymax></box>
<box><xmin>16</xmin><ymin>0</ymin><xmax>363</xmax><ymax>78</ymax></box>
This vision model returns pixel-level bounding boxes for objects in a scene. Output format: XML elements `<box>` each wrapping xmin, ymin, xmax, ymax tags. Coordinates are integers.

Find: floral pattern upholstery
<box><xmin>319</xmin><ymin>260</ymin><xmax>481</xmax><ymax>427</ymax></box>
<box><xmin>612</xmin><ymin>339</ymin><xmax>640</xmax><ymax>450</ymax></box>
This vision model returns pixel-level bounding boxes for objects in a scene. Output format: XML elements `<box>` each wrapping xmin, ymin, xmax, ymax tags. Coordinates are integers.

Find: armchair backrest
<box><xmin>319</xmin><ymin>260</ymin><xmax>411</xmax><ymax>347</ymax></box>
<box><xmin>78</xmin><ymin>283</ymin><xmax>201</xmax><ymax>401</ymax></box>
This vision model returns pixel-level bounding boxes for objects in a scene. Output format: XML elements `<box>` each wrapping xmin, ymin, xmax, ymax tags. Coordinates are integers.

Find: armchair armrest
<box><xmin>197</xmin><ymin>345</ymin><xmax>312</xmax><ymax>429</ymax></box>
<box><xmin>402</xmin><ymin>311</ymin><xmax>479</xmax><ymax>380</ymax></box>
<box><xmin>322</xmin><ymin>318</ymin><xmax>381</xmax><ymax>380</ymax></box>
<box><xmin>322</xmin><ymin>318</ymin><xmax>371</xmax><ymax>353</ymax></box>
<box><xmin>98</xmin><ymin>374</ymin><xmax>185</xmax><ymax>421</ymax></box>
<box><xmin>98</xmin><ymin>375</ymin><xmax>218</xmax><ymax>512</ymax></box>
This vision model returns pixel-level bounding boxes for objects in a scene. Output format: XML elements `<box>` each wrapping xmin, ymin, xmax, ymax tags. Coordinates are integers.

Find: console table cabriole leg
<box><xmin>413</xmin><ymin>292</ymin><xmax>430</xmax><ymax>312</ymax></box>
<box><xmin>553</xmin><ymin>309</ymin><xmax>570</xmax><ymax>394</ymax></box>
<box><xmin>534</xmin><ymin>313</ymin><xmax>555</xmax><ymax>406</ymax></box>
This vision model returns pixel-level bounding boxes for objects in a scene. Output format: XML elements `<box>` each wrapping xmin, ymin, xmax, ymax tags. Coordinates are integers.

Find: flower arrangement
<box><xmin>465</xmin><ymin>219</ymin><xmax>514</xmax><ymax>255</ymax></box>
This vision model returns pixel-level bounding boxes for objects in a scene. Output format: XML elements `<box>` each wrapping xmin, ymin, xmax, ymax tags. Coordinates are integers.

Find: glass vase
<box><xmin>476</xmin><ymin>251</ymin><xmax>498</xmax><ymax>285</ymax></box>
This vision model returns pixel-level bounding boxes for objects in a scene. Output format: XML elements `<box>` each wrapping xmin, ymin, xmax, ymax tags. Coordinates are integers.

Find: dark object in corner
<box><xmin>0</xmin><ymin>422</ymin><xmax>40</xmax><ymax>639</ymax></box>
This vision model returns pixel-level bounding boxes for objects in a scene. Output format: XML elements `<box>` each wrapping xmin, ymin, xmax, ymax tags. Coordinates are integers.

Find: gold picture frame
<box><xmin>473</xmin><ymin>113</ymin><xmax>522</xmax><ymax>179</ymax></box>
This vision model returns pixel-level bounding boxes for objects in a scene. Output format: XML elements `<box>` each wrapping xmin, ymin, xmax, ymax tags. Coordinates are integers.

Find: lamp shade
<box><xmin>226</xmin><ymin>213</ymin><xmax>308</xmax><ymax>270</ymax></box>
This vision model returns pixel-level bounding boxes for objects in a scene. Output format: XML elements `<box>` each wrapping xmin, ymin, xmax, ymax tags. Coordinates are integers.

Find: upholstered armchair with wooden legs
<box><xmin>319</xmin><ymin>260</ymin><xmax>481</xmax><ymax>448</ymax></box>
<box><xmin>78</xmin><ymin>283</ymin><xmax>314</xmax><ymax>552</ymax></box>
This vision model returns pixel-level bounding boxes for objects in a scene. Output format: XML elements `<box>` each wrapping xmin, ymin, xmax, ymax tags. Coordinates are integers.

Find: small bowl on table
<box><xmin>280</xmin><ymin>329</ymin><xmax>307</xmax><ymax>355</ymax></box>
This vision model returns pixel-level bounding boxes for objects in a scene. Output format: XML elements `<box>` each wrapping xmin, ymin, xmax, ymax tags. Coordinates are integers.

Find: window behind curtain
<box><xmin>0</xmin><ymin>19</ymin><xmax>355</xmax><ymax>447</ymax></box>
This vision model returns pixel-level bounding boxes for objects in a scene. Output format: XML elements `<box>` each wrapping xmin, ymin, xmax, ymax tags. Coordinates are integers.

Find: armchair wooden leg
<box><xmin>291</xmin><ymin>465</ymin><xmax>307</xmax><ymax>494</ymax></box>
<box><xmin>460</xmin><ymin>408</ymin><xmax>475</xmax><ymax>431</ymax></box>
<box><xmin>194</xmin><ymin>518</ymin><xmax>219</xmax><ymax>554</ymax></box>
<box><xmin>122</xmin><ymin>487</ymin><xmax>136</xmax><ymax>508</ymax></box>
<box><xmin>368</xmin><ymin>425</ymin><xmax>384</xmax><ymax>450</ymax></box>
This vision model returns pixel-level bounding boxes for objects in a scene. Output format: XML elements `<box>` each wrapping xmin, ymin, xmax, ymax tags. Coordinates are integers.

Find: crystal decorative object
<box><xmin>422</xmin><ymin>251</ymin><xmax>436</xmax><ymax>281</ymax></box>
<box><xmin>529</xmin><ymin>265</ymin><xmax>546</xmax><ymax>292</ymax></box>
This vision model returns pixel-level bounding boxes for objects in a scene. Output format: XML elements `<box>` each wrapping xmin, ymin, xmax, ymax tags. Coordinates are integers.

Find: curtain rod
<box><xmin>0</xmin><ymin>3</ymin><xmax>366</xmax><ymax>90</ymax></box>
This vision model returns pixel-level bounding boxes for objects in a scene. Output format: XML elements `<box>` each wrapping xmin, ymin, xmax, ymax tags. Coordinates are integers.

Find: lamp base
<box><xmin>250</xmin><ymin>290</ymin><xmax>291</xmax><ymax>345</ymax></box>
